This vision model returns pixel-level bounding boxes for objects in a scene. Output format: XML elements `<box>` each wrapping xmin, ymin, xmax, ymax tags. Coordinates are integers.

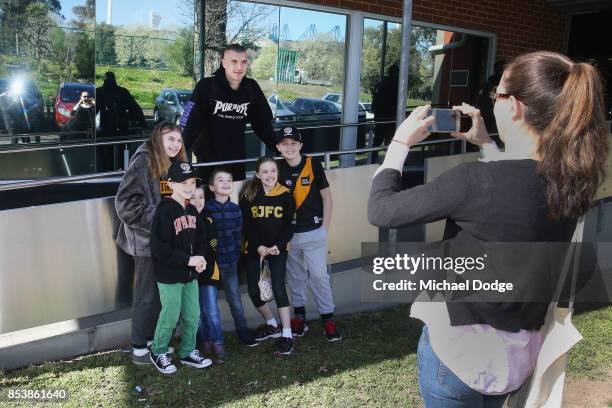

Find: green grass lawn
<box><xmin>95</xmin><ymin>65</ymin><xmax>195</xmax><ymax>110</ymax></box>
<box><xmin>1</xmin><ymin>304</ymin><xmax>610</xmax><ymax>407</ymax></box>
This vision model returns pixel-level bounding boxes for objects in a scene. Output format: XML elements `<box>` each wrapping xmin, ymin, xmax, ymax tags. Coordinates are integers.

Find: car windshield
<box><xmin>60</xmin><ymin>85</ymin><xmax>94</xmax><ymax>103</ymax></box>
<box><xmin>176</xmin><ymin>92</ymin><xmax>191</xmax><ymax>105</ymax></box>
<box><xmin>273</xmin><ymin>99</ymin><xmax>288</xmax><ymax>110</ymax></box>
<box><xmin>314</xmin><ymin>101</ymin><xmax>337</xmax><ymax>113</ymax></box>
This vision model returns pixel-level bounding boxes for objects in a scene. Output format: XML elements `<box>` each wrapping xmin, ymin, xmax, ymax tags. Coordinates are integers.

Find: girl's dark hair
<box><xmin>145</xmin><ymin>121</ymin><xmax>187</xmax><ymax>180</ymax></box>
<box><xmin>504</xmin><ymin>51</ymin><xmax>609</xmax><ymax>219</ymax></box>
<box><xmin>241</xmin><ymin>156</ymin><xmax>277</xmax><ymax>202</ymax></box>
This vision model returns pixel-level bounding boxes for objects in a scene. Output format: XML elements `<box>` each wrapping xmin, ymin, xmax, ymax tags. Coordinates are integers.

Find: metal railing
<box><xmin>0</xmin><ymin>119</ymin><xmax>469</xmax><ymax>192</ymax></box>
<box><xmin>0</xmin><ymin>140</ymin><xmax>462</xmax><ymax>193</ymax></box>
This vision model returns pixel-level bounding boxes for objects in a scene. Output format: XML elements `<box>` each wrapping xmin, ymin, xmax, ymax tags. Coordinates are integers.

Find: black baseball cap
<box><xmin>276</xmin><ymin>126</ymin><xmax>302</xmax><ymax>143</ymax></box>
<box><xmin>167</xmin><ymin>161</ymin><xmax>200</xmax><ymax>182</ymax></box>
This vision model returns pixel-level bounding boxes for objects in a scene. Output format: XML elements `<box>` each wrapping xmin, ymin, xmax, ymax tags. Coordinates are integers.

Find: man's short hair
<box><xmin>209</xmin><ymin>167</ymin><xmax>233</xmax><ymax>185</ymax></box>
<box><xmin>223</xmin><ymin>43</ymin><xmax>247</xmax><ymax>56</ymax></box>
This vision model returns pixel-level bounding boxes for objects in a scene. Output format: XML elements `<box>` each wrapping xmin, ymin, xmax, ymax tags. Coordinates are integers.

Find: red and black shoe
<box><xmin>291</xmin><ymin>317</ymin><xmax>309</xmax><ymax>337</ymax></box>
<box><xmin>323</xmin><ymin>320</ymin><xmax>342</xmax><ymax>342</ymax></box>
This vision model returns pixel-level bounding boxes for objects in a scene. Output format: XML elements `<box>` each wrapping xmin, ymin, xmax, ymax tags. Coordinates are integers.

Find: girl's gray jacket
<box><xmin>114</xmin><ymin>144</ymin><xmax>161</xmax><ymax>257</ymax></box>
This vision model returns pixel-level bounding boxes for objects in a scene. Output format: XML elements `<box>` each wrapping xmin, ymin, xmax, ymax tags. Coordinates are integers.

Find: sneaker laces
<box><xmin>158</xmin><ymin>353</ymin><xmax>171</xmax><ymax>367</ymax></box>
<box><xmin>190</xmin><ymin>349</ymin><xmax>203</xmax><ymax>361</ymax></box>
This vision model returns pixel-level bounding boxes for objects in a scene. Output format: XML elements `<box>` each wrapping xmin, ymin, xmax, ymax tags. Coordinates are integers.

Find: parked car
<box><xmin>267</xmin><ymin>94</ymin><xmax>295</xmax><ymax>124</ymax></box>
<box><xmin>322</xmin><ymin>92</ymin><xmax>374</xmax><ymax>119</ymax></box>
<box><xmin>322</xmin><ymin>92</ymin><xmax>341</xmax><ymax>104</ymax></box>
<box><xmin>288</xmin><ymin>97</ymin><xmax>367</xmax><ymax>153</ymax></box>
<box><xmin>154</xmin><ymin>88</ymin><xmax>192</xmax><ymax>124</ymax></box>
<box><xmin>53</xmin><ymin>82</ymin><xmax>95</xmax><ymax>127</ymax></box>
<box><xmin>0</xmin><ymin>77</ymin><xmax>44</xmax><ymax>133</ymax></box>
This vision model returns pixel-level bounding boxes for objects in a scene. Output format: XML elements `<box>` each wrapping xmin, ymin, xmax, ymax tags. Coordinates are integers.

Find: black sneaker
<box><xmin>291</xmin><ymin>317</ymin><xmax>309</xmax><ymax>337</ymax></box>
<box><xmin>324</xmin><ymin>320</ymin><xmax>343</xmax><ymax>342</ymax></box>
<box><xmin>240</xmin><ymin>336</ymin><xmax>260</xmax><ymax>347</ymax></box>
<box><xmin>254</xmin><ymin>324</ymin><xmax>281</xmax><ymax>341</ymax></box>
<box><xmin>180</xmin><ymin>349</ymin><xmax>213</xmax><ymax>369</ymax></box>
<box><xmin>150</xmin><ymin>352</ymin><xmax>177</xmax><ymax>375</ymax></box>
<box><xmin>274</xmin><ymin>337</ymin><xmax>295</xmax><ymax>356</ymax></box>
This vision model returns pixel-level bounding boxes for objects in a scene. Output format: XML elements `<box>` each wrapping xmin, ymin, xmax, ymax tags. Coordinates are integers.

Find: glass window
<box><xmin>0</xmin><ymin>0</ymin><xmax>96</xmax><ymax>179</ymax></box>
<box><xmin>361</xmin><ymin>18</ymin><xmax>492</xmax><ymax>163</ymax></box>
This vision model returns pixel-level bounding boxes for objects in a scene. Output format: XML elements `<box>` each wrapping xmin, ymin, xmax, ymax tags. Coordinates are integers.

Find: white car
<box><xmin>322</xmin><ymin>92</ymin><xmax>374</xmax><ymax>119</ymax></box>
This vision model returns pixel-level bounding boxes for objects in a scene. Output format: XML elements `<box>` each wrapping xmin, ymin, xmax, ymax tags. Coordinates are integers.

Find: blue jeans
<box><xmin>197</xmin><ymin>285</ymin><xmax>224</xmax><ymax>345</ymax></box>
<box><xmin>417</xmin><ymin>326</ymin><xmax>508</xmax><ymax>408</ymax></box>
<box><xmin>220</xmin><ymin>262</ymin><xmax>251</xmax><ymax>341</ymax></box>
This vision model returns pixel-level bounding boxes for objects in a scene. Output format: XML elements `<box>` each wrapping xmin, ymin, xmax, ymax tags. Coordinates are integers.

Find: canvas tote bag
<box><xmin>507</xmin><ymin>217</ymin><xmax>585</xmax><ymax>407</ymax></box>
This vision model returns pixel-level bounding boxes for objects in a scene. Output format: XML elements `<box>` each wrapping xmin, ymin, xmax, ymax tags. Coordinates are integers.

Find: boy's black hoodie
<box><xmin>150</xmin><ymin>197</ymin><xmax>208</xmax><ymax>284</ymax></box>
<box><xmin>181</xmin><ymin>68</ymin><xmax>277</xmax><ymax>178</ymax></box>
<box><xmin>239</xmin><ymin>183</ymin><xmax>296</xmax><ymax>257</ymax></box>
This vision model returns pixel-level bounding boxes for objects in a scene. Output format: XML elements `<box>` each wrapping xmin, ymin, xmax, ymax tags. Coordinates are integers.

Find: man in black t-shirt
<box><xmin>276</xmin><ymin>126</ymin><xmax>342</xmax><ymax>342</ymax></box>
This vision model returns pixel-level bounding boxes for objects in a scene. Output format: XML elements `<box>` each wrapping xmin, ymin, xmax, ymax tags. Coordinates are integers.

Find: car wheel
<box><xmin>153</xmin><ymin>109</ymin><xmax>159</xmax><ymax>122</ymax></box>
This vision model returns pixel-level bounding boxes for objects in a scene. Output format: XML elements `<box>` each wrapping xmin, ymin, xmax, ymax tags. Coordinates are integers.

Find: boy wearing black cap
<box><xmin>276</xmin><ymin>127</ymin><xmax>342</xmax><ymax>342</ymax></box>
<box><xmin>149</xmin><ymin>161</ymin><xmax>213</xmax><ymax>374</ymax></box>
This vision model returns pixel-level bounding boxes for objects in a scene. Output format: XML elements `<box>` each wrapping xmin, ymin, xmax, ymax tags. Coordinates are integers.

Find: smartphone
<box><xmin>427</xmin><ymin>109</ymin><xmax>460</xmax><ymax>133</ymax></box>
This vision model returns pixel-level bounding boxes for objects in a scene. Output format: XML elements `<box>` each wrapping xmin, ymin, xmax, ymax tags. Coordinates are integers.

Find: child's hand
<box><xmin>189</xmin><ymin>256</ymin><xmax>205</xmax><ymax>270</ymax></box>
<box><xmin>257</xmin><ymin>246</ymin><xmax>269</xmax><ymax>257</ymax></box>
<box><xmin>269</xmin><ymin>245</ymin><xmax>280</xmax><ymax>256</ymax></box>
<box><xmin>195</xmin><ymin>262</ymin><xmax>206</xmax><ymax>273</ymax></box>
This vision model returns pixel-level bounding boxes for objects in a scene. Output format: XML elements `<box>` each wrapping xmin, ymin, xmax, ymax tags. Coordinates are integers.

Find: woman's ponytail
<box><xmin>505</xmin><ymin>52</ymin><xmax>608</xmax><ymax>219</ymax></box>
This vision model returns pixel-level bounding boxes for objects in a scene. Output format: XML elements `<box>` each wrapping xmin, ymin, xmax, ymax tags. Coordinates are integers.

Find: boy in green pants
<box><xmin>149</xmin><ymin>160</ymin><xmax>213</xmax><ymax>374</ymax></box>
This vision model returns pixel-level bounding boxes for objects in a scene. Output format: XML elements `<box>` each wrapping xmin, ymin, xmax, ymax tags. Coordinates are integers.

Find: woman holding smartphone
<box><xmin>368</xmin><ymin>51</ymin><xmax>608</xmax><ymax>407</ymax></box>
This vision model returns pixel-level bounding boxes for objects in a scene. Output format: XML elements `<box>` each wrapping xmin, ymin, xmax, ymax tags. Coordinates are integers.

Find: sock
<box><xmin>321</xmin><ymin>312</ymin><xmax>334</xmax><ymax>323</ymax></box>
<box><xmin>132</xmin><ymin>347</ymin><xmax>148</xmax><ymax>357</ymax></box>
<box><xmin>294</xmin><ymin>306</ymin><xmax>306</xmax><ymax>320</ymax></box>
<box><xmin>266</xmin><ymin>318</ymin><xmax>278</xmax><ymax>328</ymax></box>
<box><xmin>282</xmin><ymin>328</ymin><xmax>293</xmax><ymax>338</ymax></box>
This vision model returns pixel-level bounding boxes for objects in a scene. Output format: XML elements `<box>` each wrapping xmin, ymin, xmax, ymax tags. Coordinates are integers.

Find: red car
<box><xmin>54</xmin><ymin>82</ymin><xmax>95</xmax><ymax>127</ymax></box>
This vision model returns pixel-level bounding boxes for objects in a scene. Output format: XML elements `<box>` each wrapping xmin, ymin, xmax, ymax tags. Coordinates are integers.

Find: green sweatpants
<box><xmin>152</xmin><ymin>280</ymin><xmax>200</xmax><ymax>358</ymax></box>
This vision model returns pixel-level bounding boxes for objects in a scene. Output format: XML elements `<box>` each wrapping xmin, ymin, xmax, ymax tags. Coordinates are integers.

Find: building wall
<box><xmin>298</xmin><ymin>0</ymin><xmax>566</xmax><ymax>60</ymax></box>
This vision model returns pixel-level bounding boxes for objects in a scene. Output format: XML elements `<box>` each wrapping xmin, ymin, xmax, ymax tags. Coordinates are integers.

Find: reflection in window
<box><xmin>0</xmin><ymin>0</ymin><xmax>95</xmax><ymax>142</ymax></box>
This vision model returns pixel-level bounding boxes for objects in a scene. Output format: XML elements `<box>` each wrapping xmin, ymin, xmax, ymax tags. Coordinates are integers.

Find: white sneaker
<box><xmin>150</xmin><ymin>352</ymin><xmax>177</xmax><ymax>375</ymax></box>
<box><xmin>180</xmin><ymin>349</ymin><xmax>213</xmax><ymax>369</ymax></box>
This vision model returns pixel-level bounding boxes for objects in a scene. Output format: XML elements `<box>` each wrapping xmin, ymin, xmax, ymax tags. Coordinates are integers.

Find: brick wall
<box><xmin>298</xmin><ymin>0</ymin><xmax>566</xmax><ymax>60</ymax></box>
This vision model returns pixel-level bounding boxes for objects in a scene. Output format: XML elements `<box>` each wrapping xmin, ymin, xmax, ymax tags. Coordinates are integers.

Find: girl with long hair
<box><xmin>115</xmin><ymin>121</ymin><xmax>188</xmax><ymax>364</ymax></box>
<box><xmin>239</xmin><ymin>156</ymin><xmax>296</xmax><ymax>356</ymax></box>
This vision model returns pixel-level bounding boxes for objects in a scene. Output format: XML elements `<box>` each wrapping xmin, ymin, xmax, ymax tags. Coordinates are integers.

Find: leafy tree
<box><xmin>251</xmin><ymin>44</ymin><xmax>277</xmax><ymax>80</ymax></box>
<box><xmin>95</xmin><ymin>23</ymin><xmax>116</xmax><ymax>65</ymax></box>
<box><xmin>164</xmin><ymin>27</ymin><xmax>194</xmax><ymax>76</ymax></box>
<box><xmin>48</xmin><ymin>26</ymin><xmax>75</xmax><ymax>80</ymax></box>
<box><xmin>295</xmin><ymin>34</ymin><xmax>344</xmax><ymax>85</ymax></box>
<box><xmin>21</xmin><ymin>2</ymin><xmax>53</xmax><ymax>71</ymax></box>
<box><xmin>74</xmin><ymin>32</ymin><xmax>94</xmax><ymax>80</ymax></box>
<box><xmin>70</xmin><ymin>0</ymin><xmax>94</xmax><ymax>31</ymax></box>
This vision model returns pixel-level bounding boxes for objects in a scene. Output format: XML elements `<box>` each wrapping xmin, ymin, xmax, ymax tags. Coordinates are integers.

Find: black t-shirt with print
<box><xmin>277</xmin><ymin>156</ymin><xmax>329</xmax><ymax>233</ymax></box>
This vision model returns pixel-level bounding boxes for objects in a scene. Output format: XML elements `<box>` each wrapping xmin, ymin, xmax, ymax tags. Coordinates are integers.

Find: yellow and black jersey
<box><xmin>159</xmin><ymin>179</ymin><xmax>173</xmax><ymax>198</ymax></box>
<box><xmin>239</xmin><ymin>183</ymin><xmax>295</xmax><ymax>257</ymax></box>
<box><xmin>277</xmin><ymin>156</ymin><xmax>329</xmax><ymax>233</ymax></box>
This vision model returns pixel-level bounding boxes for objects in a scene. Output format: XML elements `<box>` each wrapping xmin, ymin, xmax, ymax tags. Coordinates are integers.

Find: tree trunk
<box><xmin>194</xmin><ymin>0</ymin><xmax>227</xmax><ymax>80</ymax></box>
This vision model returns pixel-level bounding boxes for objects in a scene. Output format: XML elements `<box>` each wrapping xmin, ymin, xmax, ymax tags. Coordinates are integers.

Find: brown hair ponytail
<box><xmin>504</xmin><ymin>51</ymin><xmax>608</xmax><ymax>219</ymax></box>
<box><xmin>241</xmin><ymin>156</ymin><xmax>277</xmax><ymax>202</ymax></box>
